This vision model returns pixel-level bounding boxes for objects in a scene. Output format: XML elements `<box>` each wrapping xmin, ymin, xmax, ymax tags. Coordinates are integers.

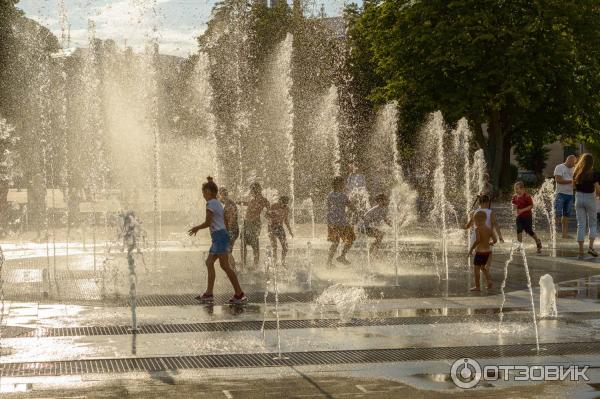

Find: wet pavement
<box><xmin>2</xmin><ymin>231</ymin><xmax>600</xmax><ymax>397</ymax></box>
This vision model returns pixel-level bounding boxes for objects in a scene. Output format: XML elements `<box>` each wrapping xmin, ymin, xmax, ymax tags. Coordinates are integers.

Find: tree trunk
<box><xmin>487</xmin><ymin>109</ymin><xmax>504</xmax><ymax>190</ymax></box>
<box><xmin>500</xmin><ymin>133</ymin><xmax>513</xmax><ymax>189</ymax></box>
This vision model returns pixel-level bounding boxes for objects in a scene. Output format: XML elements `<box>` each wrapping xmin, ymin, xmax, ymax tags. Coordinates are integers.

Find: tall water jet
<box><xmin>53</xmin><ymin>0</ymin><xmax>71</xmax><ymax>271</ymax></box>
<box><xmin>429</xmin><ymin>112</ymin><xmax>450</xmax><ymax>279</ymax></box>
<box><xmin>191</xmin><ymin>52</ymin><xmax>220</xmax><ymax>180</ymax></box>
<box><xmin>452</xmin><ymin>118</ymin><xmax>476</xmax><ymax>226</ymax></box>
<box><xmin>452</xmin><ymin>118</ymin><xmax>475</xmax><ymax>281</ymax></box>
<box><xmin>270</xmin><ymin>33</ymin><xmax>296</xmax><ymax>227</ymax></box>
<box><xmin>373</xmin><ymin>102</ymin><xmax>416</xmax><ymax>284</ymax></box>
<box><xmin>81</xmin><ymin>20</ymin><xmax>105</xmax><ymax>276</ymax></box>
<box><xmin>314</xmin><ymin>85</ymin><xmax>341</xmax><ymax>175</ymax></box>
<box><xmin>533</xmin><ymin>179</ymin><xmax>556</xmax><ymax>256</ymax></box>
<box><xmin>518</xmin><ymin>243</ymin><xmax>541</xmax><ymax>352</ymax></box>
<box><xmin>36</xmin><ymin>40</ymin><xmax>54</xmax><ymax>292</ymax></box>
<box><xmin>499</xmin><ymin>242</ymin><xmax>518</xmax><ymax>324</ymax></box>
<box><xmin>148</xmin><ymin>44</ymin><xmax>162</xmax><ymax>270</ymax></box>
<box><xmin>472</xmin><ymin>149</ymin><xmax>487</xmax><ymax>195</ymax></box>
<box><xmin>123</xmin><ymin>212</ymin><xmax>140</xmax><ymax>332</ymax></box>
<box><xmin>0</xmin><ymin>245</ymin><xmax>4</xmax><ymax>379</ymax></box>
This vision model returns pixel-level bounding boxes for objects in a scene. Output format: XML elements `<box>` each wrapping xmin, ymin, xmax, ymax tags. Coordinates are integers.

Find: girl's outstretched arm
<box><xmin>188</xmin><ymin>211</ymin><xmax>213</xmax><ymax>236</ymax></box>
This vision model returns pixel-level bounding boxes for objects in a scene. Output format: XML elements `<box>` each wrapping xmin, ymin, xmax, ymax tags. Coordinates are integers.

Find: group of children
<box><xmin>466</xmin><ymin>181</ymin><xmax>543</xmax><ymax>292</ymax></box>
<box><xmin>187</xmin><ymin>178</ymin><xmax>295</xmax><ymax>304</ymax></box>
<box><xmin>188</xmin><ymin>175</ymin><xmax>392</xmax><ymax>304</ymax></box>
<box><xmin>189</xmin><ymin>172</ymin><xmax>550</xmax><ymax>303</ymax></box>
<box><xmin>326</xmin><ymin>176</ymin><xmax>392</xmax><ymax>266</ymax></box>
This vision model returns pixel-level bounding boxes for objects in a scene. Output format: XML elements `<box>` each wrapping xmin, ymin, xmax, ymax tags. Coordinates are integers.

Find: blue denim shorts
<box><xmin>209</xmin><ymin>229</ymin><xmax>230</xmax><ymax>254</ymax></box>
<box><xmin>555</xmin><ymin>193</ymin><xmax>574</xmax><ymax>217</ymax></box>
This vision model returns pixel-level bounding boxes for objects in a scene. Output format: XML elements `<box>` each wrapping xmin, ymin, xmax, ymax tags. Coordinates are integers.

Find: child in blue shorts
<box><xmin>188</xmin><ymin>177</ymin><xmax>246</xmax><ymax>304</ymax></box>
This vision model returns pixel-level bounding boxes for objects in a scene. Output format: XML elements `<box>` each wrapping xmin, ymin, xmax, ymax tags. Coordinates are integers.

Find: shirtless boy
<box><xmin>468</xmin><ymin>210</ymin><xmax>496</xmax><ymax>292</ymax></box>
<box><xmin>241</xmin><ymin>182</ymin><xmax>270</xmax><ymax>268</ymax></box>
<box><xmin>267</xmin><ymin>196</ymin><xmax>294</xmax><ymax>266</ymax></box>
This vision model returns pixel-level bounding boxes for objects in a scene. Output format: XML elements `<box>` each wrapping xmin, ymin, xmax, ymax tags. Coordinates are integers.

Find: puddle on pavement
<box><xmin>0</xmin><ymin>383</ymin><xmax>32</xmax><ymax>393</ymax></box>
<box><xmin>557</xmin><ymin>276</ymin><xmax>600</xmax><ymax>300</ymax></box>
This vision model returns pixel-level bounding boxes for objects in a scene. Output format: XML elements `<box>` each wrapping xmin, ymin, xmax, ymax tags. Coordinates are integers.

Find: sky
<box><xmin>18</xmin><ymin>0</ymin><xmax>351</xmax><ymax>57</ymax></box>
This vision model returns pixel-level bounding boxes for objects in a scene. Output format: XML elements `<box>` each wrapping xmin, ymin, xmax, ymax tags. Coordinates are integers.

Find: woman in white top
<box><xmin>188</xmin><ymin>177</ymin><xmax>246</xmax><ymax>304</ymax></box>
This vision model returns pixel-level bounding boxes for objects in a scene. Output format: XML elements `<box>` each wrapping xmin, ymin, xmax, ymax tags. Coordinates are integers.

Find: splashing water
<box><xmin>123</xmin><ymin>212</ymin><xmax>141</xmax><ymax>332</ymax></box>
<box><xmin>271</xmin><ymin>33</ymin><xmax>295</xmax><ymax>227</ymax></box>
<box><xmin>539</xmin><ymin>274</ymin><xmax>558</xmax><ymax>318</ymax></box>
<box><xmin>314</xmin><ymin>85</ymin><xmax>341</xmax><ymax>175</ymax></box>
<box><xmin>472</xmin><ymin>149</ymin><xmax>487</xmax><ymax>195</ymax></box>
<box><xmin>519</xmin><ymin>243</ymin><xmax>541</xmax><ymax>352</ymax></box>
<box><xmin>499</xmin><ymin>241</ymin><xmax>542</xmax><ymax>353</ymax></box>
<box><xmin>0</xmin><ymin>245</ymin><xmax>4</xmax><ymax>383</ymax></box>
<box><xmin>261</xmin><ymin>252</ymin><xmax>270</xmax><ymax>342</ymax></box>
<box><xmin>533</xmin><ymin>179</ymin><xmax>557</xmax><ymax>257</ymax></box>
<box><xmin>499</xmin><ymin>242</ymin><xmax>518</xmax><ymax>325</ymax></box>
<box><xmin>300</xmin><ymin>198</ymin><xmax>316</xmax><ymax>241</ymax></box>
<box><xmin>314</xmin><ymin>284</ymin><xmax>368</xmax><ymax>322</ymax></box>
<box><xmin>306</xmin><ymin>241</ymin><xmax>313</xmax><ymax>291</ymax></box>
<box><xmin>453</xmin><ymin>118</ymin><xmax>474</xmax><ymax>275</ymax></box>
<box><xmin>429</xmin><ymin>112</ymin><xmax>450</xmax><ymax>279</ymax></box>
<box><xmin>453</xmin><ymin>118</ymin><xmax>474</xmax><ymax>216</ymax></box>
<box><xmin>192</xmin><ymin>52</ymin><xmax>220</xmax><ymax>180</ymax></box>
<box><xmin>375</xmin><ymin>102</ymin><xmax>417</xmax><ymax>285</ymax></box>
<box><xmin>262</xmin><ymin>246</ymin><xmax>287</xmax><ymax>359</ymax></box>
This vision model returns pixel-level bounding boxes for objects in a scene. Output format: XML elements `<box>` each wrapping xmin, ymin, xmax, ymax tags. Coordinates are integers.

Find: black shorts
<box><xmin>516</xmin><ymin>216</ymin><xmax>534</xmax><ymax>236</ymax></box>
<box><xmin>228</xmin><ymin>226</ymin><xmax>239</xmax><ymax>244</ymax></box>
<box><xmin>242</xmin><ymin>220</ymin><xmax>261</xmax><ymax>248</ymax></box>
<box><xmin>359</xmin><ymin>226</ymin><xmax>382</xmax><ymax>238</ymax></box>
<box><xmin>473</xmin><ymin>251</ymin><xmax>491</xmax><ymax>266</ymax></box>
<box><xmin>269</xmin><ymin>225</ymin><xmax>286</xmax><ymax>242</ymax></box>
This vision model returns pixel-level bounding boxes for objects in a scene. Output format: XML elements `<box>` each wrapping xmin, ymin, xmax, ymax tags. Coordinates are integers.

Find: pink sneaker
<box><xmin>195</xmin><ymin>293</ymin><xmax>214</xmax><ymax>303</ymax></box>
<box><xmin>228</xmin><ymin>292</ymin><xmax>248</xmax><ymax>305</ymax></box>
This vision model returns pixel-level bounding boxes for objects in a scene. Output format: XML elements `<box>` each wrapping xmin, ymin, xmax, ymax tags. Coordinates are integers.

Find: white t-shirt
<box><xmin>206</xmin><ymin>199</ymin><xmax>226</xmax><ymax>232</ymax></box>
<box><xmin>554</xmin><ymin>163</ymin><xmax>574</xmax><ymax>195</ymax></box>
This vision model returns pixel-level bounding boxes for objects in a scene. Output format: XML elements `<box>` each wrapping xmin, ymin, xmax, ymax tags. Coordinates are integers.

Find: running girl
<box><xmin>188</xmin><ymin>177</ymin><xmax>246</xmax><ymax>304</ymax></box>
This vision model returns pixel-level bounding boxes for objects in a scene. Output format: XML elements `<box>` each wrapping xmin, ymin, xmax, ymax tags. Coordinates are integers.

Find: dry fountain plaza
<box><xmin>2</xmin><ymin>210</ymin><xmax>600</xmax><ymax>399</ymax></box>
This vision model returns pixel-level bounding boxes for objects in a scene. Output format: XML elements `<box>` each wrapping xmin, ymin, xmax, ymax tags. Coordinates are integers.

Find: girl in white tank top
<box><xmin>465</xmin><ymin>195</ymin><xmax>504</xmax><ymax>245</ymax></box>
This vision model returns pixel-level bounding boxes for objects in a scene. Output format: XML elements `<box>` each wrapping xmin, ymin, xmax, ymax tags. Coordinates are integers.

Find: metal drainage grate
<box><xmin>24</xmin><ymin>311</ymin><xmax>536</xmax><ymax>338</ymax></box>
<box><xmin>2</xmin><ymin>341</ymin><xmax>600</xmax><ymax>377</ymax></box>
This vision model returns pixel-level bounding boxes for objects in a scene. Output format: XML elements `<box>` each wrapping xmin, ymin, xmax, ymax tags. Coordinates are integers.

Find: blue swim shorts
<box><xmin>555</xmin><ymin>193</ymin><xmax>574</xmax><ymax>217</ymax></box>
<box><xmin>209</xmin><ymin>229</ymin><xmax>230</xmax><ymax>254</ymax></box>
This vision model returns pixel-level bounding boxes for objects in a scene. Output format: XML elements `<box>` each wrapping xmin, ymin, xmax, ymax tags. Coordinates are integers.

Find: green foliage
<box><xmin>513</xmin><ymin>137</ymin><xmax>550</xmax><ymax>181</ymax></box>
<box><xmin>345</xmin><ymin>0</ymin><xmax>600</xmax><ymax>187</ymax></box>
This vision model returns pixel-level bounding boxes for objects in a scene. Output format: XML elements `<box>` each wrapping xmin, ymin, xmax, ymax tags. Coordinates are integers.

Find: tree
<box><xmin>513</xmin><ymin>136</ymin><xmax>550</xmax><ymax>182</ymax></box>
<box><xmin>347</xmin><ymin>0</ymin><xmax>600</xmax><ymax>189</ymax></box>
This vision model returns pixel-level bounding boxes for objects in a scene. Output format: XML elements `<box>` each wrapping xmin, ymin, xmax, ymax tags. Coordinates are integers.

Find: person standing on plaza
<box><xmin>327</xmin><ymin>176</ymin><xmax>356</xmax><ymax>266</ymax></box>
<box><xmin>240</xmin><ymin>182</ymin><xmax>270</xmax><ymax>269</ymax></box>
<box><xmin>554</xmin><ymin>155</ymin><xmax>577</xmax><ymax>239</ymax></box>
<box><xmin>220</xmin><ymin>187</ymin><xmax>239</xmax><ymax>270</ymax></box>
<box><xmin>188</xmin><ymin>177</ymin><xmax>246</xmax><ymax>304</ymax></box>
<box><xmin>573</xmin><ymin>154</ymin><xmax>600</xmax><ymax>259</ymax></box>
